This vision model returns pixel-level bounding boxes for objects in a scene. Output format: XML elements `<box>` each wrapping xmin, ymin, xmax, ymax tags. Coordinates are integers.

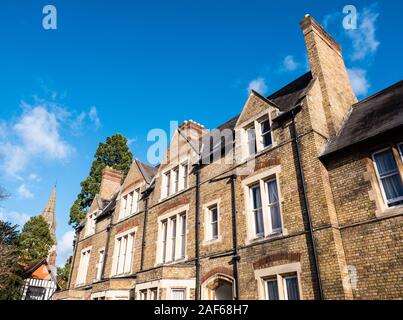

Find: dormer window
<box><xmin>162</xmin><ymin>161</ymin><xmax>190</xmax><ymax>199</ymax></box>
<box><xmin>244</xmin><ymin>115</ymin><xmax>273</xmax><ymax>158</ymax></box>
<box><xmin>120</xmin><ymin>188</ymin><xmax>140</xmax><ymax>220</ymax></box>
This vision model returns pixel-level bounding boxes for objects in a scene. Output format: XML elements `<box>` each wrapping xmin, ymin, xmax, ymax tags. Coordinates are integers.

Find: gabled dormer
<box><xmin>117</xmin><ymin>159</ymin><xmax>157</xmax><ymax>222</ymax></box>
<box><xmin>157</xmin><ymin>120</ymin><xmax>207</xmax><ymax>201</ymax></box>
<box><xmin>235</xmin><ymin>90</ymin><xmax>280</xmax><ymax>162</ymax></box>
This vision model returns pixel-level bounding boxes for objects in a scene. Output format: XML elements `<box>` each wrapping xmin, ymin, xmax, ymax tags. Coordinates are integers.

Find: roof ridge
<box><xmin>353</xmin><ymin>80</ymin><xmax>403</xmax><ymax>108</ymax></box>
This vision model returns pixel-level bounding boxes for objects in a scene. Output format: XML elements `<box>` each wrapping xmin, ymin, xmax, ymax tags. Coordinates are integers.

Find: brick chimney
<box><xmin>301</xmin><ymin>14</ymin><xmax>357</xmax><ymax>136</ymax></box>
<box><xmin>179</xmin><ymin>120</ymin><xmax>208</xmax><ymax>140</ymax></box>
<box><xmin>99</xmin><ymin>167</ymin><xmax>122</xmax><ymax>199</ymax></box>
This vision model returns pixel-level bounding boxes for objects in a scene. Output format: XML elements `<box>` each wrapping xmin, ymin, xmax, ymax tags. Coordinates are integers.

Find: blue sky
<box><xmin>0</xmin><ymin>0</ymin><xmax>402</xmax><ymax>266</ymax></box>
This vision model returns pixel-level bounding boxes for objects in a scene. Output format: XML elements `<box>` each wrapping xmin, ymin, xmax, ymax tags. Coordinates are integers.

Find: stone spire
<box><xmin>41</xmin><ymin>185</ymin><xmax>57</xmax><ymax>266</ymax></box>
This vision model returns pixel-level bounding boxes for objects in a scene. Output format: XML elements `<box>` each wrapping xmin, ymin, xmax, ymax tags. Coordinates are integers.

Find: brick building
<box><xmin>53</xmin><ymin>15</ymin><xmax>402</xmax><ymax>300</ymax></box>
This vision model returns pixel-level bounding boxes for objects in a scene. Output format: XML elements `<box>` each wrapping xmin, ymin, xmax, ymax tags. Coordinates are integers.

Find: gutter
<box><xmin>194</xmin><ymin>162</ymin><xmax>201</xmax><ymax>300</ymax></box>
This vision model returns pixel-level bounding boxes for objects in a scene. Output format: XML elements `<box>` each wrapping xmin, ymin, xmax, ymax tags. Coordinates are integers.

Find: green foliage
<box><xmin>19</xmin><ymin>216</ymin><xmax>54</xmax><ymax>265</ymax></box>
<box><xmin>0</xmin><ymin>220</ymin><xmax>23</xmax><ymax>300</ymax></box>
<box><xmin>57</xmin><ymin>258</ymin><xmax>72</xmax><ymax>290</ymax></box>
<box><xmin>69</xmin><ymin>133</ymin><xmax>133</xmax><ymax>229</ymax></box>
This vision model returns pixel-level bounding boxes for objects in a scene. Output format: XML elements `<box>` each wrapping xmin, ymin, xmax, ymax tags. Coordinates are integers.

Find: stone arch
<box><xmin>201</xmin><ymin>271</ymin><xmax>235</xmax><ymax>300</ymax></box>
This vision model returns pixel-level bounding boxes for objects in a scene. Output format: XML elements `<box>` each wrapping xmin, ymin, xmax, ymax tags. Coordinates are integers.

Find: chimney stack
<box><xmin>301</xmin><ymin>15</ymin><xmax>357</xmax><ymax>136</ymax></box>
<box><xmin>99</xmin><ymin>167</ymin><xmax>122</xmax><ymax>199</ymax></box>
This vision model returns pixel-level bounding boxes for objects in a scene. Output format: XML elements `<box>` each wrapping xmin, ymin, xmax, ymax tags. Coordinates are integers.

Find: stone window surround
<box><xmin>254</xmin><ymin>262</ymin><xmax>303</xmax><ymax>300</ymax></box>
<box><xmin>110</xmin><ymin>227</ymin><xmax>137</xmax><ymax>278</ymax></box>
<box><xmin>75</xmin><ymin>246</ymin><xmax>92</xmax><ymax>287</ymax></box>
<box><xmin>242</xmin><ymin>165</ymin><xmax>285</xmax><ymax>244</ymax></box>
<box><xmin>202</xmin><ymin>199</ymin><xmax>222</xmax><ymax>245</ymax></box>
<box><xmin>135</xmin><ymin>279</ymin><xmax>195</xmax><ymax>300</ymax></box>
<box><xmin>160</xmin><ymin>158</ymin><xmax>190</xmax><ymax>200</ymax></box>
<box><xmin>155</xmin><ymin>204</ymin><xmax>189</xmax><ymax>266</ymax></box>
<box><xmin>237</xmin><ymin>109</ymin><xmax>277</xmax><ymax>161</ymax></box>
<box><xmin>118</xmin><ymin>183</ymin><xmax>143</xmax><ymax>221</ymax></box>
<box><xmin>369</xmin><ymin>144</ymin><xmax>403</xmax><ymax>217</ymax></box>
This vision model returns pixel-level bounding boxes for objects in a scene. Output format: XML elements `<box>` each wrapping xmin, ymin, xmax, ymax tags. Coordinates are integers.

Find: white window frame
<box><xmin>161</xmin><ymin>160</ymin><xmax>190</xmax><ymax>199</ymax></box>
<box><xmin>242</xmin><ymin>113</ymin><xmax>273</xmax><ymax>159</ymax></box>
<box><xmin>111</xmin><ymin>228</ymin><xmax>136</xmax><ymax>277</ymax></box>
<box><xmin>209</xmin><ymin>205</ymin><xmax>219</xmax><ymax>241</ymax></box>
<box><xmin>95</xmin><ymin>248</ymin><xmax>105</xmax><ymax>282</ymax></box>
<box><xmin>255</xmin><ymin>263</ymin><xmax>302</xmax><ymax>300</ymax></box>
<box><xmin>170</xmin><ymin>288</ymin><xmax>187</xmax><ymax>300</ymax></box>
<box><xmin>156</xmin><ymin>205</ymin><xmax>188</xmax><ymax>265</ymax></box>
<box><xmin>372</xmin><ymin>147</ymin><xmax>403</xmax><ymax>208</ymax></box>
<box><xmin>119</xmin><ymin>187</ymin><xmax>141</xmax><ymax>220</ymax></box>
<box><xmin>242</xmin><ymin>167</ymin><xmax>283</xmax><ymax>242</ymax></box>
<box><xmin>85</xmin><ymin>211</ymin><xmax>97</xmax><ymax>237</ymax></box>
<box><xmin>76</xmin><ymin>246</ymin><xmax>92</xmax><ymax>287</ymax></box>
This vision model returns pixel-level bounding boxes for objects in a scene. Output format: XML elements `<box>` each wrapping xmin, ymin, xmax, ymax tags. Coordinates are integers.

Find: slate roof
<box><xmin>321</xmin><ymin>80</ymin><xmax>403</xmax><ymax>158</ymax></box>
<box><xmin>268</xmin><ymin>71</ymin><xmax>314</xmax><ymax>112</ymax></box>
<box><xmin>135</xmin><ymin>159</ymin><xmax>158</xmax><ymax>184</ymax></box>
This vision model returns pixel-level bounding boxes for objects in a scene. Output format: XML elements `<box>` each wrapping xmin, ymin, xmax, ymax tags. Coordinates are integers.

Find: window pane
<box><xmin>171</xmin><ymin>289</ymin><xmax>186</xmax><ymax>300</ymax></box>
<box><xmin>150</xmin><ymin>288</ymin><xmax>158</xmax><ymax>300</ymax></box>
<box><xmin>381</xmin><ymin>175</ymin><xmax>403</xmax><ymax>204</ymax></box>
<box><xmin>374</xmin><ymin>150</ymin><xmax>399</xmax><ymax>176</ymax></box>
<box><xmin>285</xmin><ymin>277</ymin><xmax>300</xmax><ymax>300</ymax></box>
<box><xmin>183</xmin><ymin>164</ymin><xmax>188</xmax><ymax>189</ymax></box>
<box><xmin>166</xmin><ymin>173</ymin><xmax>171</xmax><ymax>196</ymax></box>
<box><xmin>260</xmin><ymin>120</ymin><xmax>272</xmax><ymax>148</ymax></box>
<box><xmin>170</xmin><ymin>218</ymin><xmax>177</xmax><ymax>261</ymax></box>
<box><xmin>247</xmin><ymin>128</ymin><xmax>256</xmax><ymax>155</ymax></box>
<box><xmin>180</xmin><ymin>215</ymin><xmax>186</xmax><ymax>258</ymax></box>
<box><xmin>267</xmin><ymin>180</ymin><xmax>282</xmax><ymax>231</ymax></box>
<box><xmin>252</xmin><ymin>186</ymin><xmax>262</xmax><ymax>209</ymax></box>
<box><xmin>174</xmin><ymin>168</ymin><xmax>179</xmax><ymax>193</ymax></box>
<box><xmin>266</xmin><ymin>279</ymin><xmax>279</xmax><ymax>300</ymax></box>
<box><xmin>374</xmin><ymin>149</ymin><xmax>403</xmax><ymax>204</ymax></box>
<box><xmin>254</xmin><ymin>209</ymin><xmax>264</xmax><ymax>236</ymax></box>
<box><xmin>161</xmin><ymin>221</ymin><xmax>168</xmax><ymax>263</ymax></box>
<box><xmin>399</xmin><ymin>144</ymin><xmax>403</xmax><ymax>159</ymax></box>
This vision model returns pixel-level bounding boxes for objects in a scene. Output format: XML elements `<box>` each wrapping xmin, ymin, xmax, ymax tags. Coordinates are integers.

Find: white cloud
<box><xmin>0</xmin><ymin>105</ymin><xmax>74</xmax><ymax>177</ymax></box>
<box><xmin>28</xmin><ymin>173</ymin><xmax>41</xmax><ymax>182</ymax></box>
<box><xmin>348</xmin><ymin>68</ymin><xmax>370</xmax><ymax>97</ymax></box>
<box><xmin>282</xmin><ymin>55</ymin><xmax>300</xmax><ymax>71</ymax></box>
<box><xmin>17</xmin><ymin>184</ymin><xmax>34</xmax><ymax>199</ymax></box>
<box><xmin>247</xmin><ymin>78</ymin><xmax>268</xmax><ymax>95</ymax></box>
<box><xmin>0</xmin><ymin>208</ymin><xmax>31</xmax><ymax>227</ymax></box>
<box><xmin>57</xmin><ymin>230</ymin><xmax>75</xmax><ymax>266</ymax></box>
<box><xmin>347</xmin><ymin>6</ymin><xmax>380</xmax><ymax>61</ymax></box>
<box><xmin>89</xmin><ymin>106</ymin><xmax>101</xmax><ymax>129</ymax></box>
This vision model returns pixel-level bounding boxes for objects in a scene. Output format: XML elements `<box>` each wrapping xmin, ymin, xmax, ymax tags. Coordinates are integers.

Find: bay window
<box><xmin>373</xmin><ymin>148</ymin><xmax>403</xmax><ymax>207</ymax></box>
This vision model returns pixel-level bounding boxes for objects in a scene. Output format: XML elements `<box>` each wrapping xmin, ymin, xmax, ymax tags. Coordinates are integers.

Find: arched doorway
<box><xmin>202</xmin><ymin>274</ymin><xmax>234</xmax><ymax>300</ymax></box>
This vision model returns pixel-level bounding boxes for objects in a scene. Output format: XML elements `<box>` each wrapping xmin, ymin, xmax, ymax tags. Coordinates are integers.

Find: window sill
<box><xmin>160</xmin><ymin>188</ymin><xmax>190</xmax><ymax>202</ymax></box>
<box><xmin>249</xmin><ymin>231</ymin><xmax>283</xmax><ymax>244</ymax></box>
<box><xmin>117</xmin><ymin>211</ymin><xmax>141</xmax><ymax>223</ymax></box>
<box><xmin>376</xmin><ymin>204</ymin><xmax>403</xmax><ymax>218</ymax></box>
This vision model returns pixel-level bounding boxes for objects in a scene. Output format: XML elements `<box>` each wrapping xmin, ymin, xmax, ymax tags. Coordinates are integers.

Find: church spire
<box><xmin>41</xmin><ymin>185</ymin><xmax>57</xmax><ymax>266</ymax></box>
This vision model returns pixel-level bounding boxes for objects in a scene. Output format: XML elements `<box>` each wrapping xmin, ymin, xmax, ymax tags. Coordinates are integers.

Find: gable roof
<box><xmin>267</xmin><ymin>71</ymin><xmax>314</xmax><ymax>112</ymax></box>
<box><xmin>135</xmin><ymin>159</ymin><xmax>158</xmax><ymax>184</ymax></box>
<box><xmin>321</xmin><ymin>80</ymin><xmax>403</xmax><ymax>158</ymax></box>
